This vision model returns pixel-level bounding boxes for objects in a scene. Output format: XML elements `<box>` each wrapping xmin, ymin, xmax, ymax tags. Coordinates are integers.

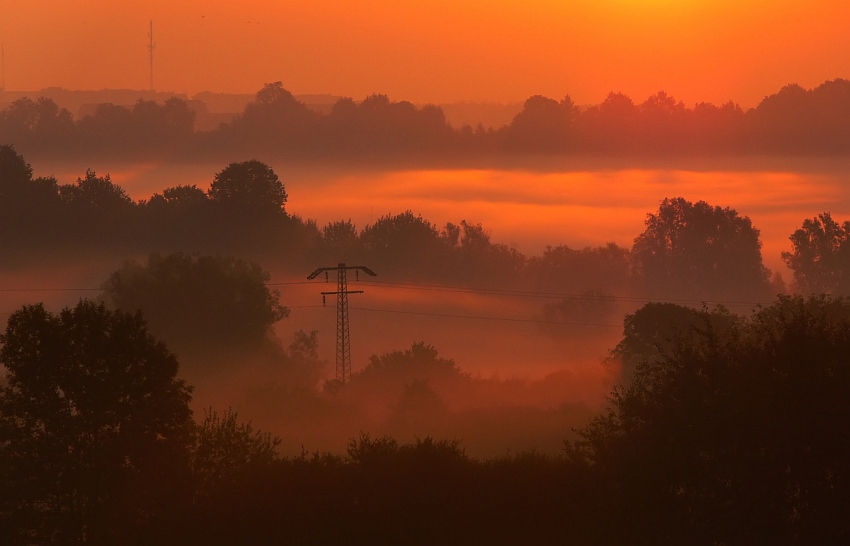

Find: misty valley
<box><xmin>3</xmin><ymin>81</ymin><xmax>850</xmax><ymax>543</ymax></box>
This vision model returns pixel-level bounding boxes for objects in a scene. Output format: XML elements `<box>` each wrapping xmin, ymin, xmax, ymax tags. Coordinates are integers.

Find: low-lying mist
<box><xmin>5</xmin><ymin>149</ymin><xmax>850</xmax><ymax>456</ymax></box>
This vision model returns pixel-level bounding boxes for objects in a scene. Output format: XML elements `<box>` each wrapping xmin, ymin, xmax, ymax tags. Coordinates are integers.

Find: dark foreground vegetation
<box><xmin>3</xmin><ymin>79</ymin><xmax>850</xmax><ymax>162</ymax></box>
<box><xmin>2</xmin><ymin>294</ymin><xmax>850</xmax><ymax>544</ymax></box>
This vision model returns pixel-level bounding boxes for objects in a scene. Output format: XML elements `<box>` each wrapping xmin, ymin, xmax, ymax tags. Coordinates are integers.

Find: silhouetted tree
<box><xmin>631</xmin><ymin>197</ymin><xmax>771</xmax><ymax>301</ymax></box>
<box><xmin>192</xmin><ymin>408</ymin><xmax>280</xmax><ymax>500</ymax></box>
<box><xmin>0</xmin><ymin>145</ymin><xmax>61</xmax><ymax>215</ymax></box>
<box><xmin>530</xmin><ymin>243</ymin><xmax>631</xmax><ymax>294</ymax></box>
<box><xmin>748</xmin><ymin>79</ymin><xmax>850</xmax><ymax>153</ymax></box>
<box><xmin>208</xmin><ymin>160</ymin><xmax>287</xmax><ymax>214</ymax></box>
<box><xmin>0</xmin><ymin>301</ymin><xmax>194</xmax><ymax>544</ymax></box>
<box><xmin>505</xmin><ymin>95</ymin><xmax>578</xmax><ymax>152</ymax></box>
<box><xmin>575</xmin><ymin>295</ymin><xmax>850</xmax><ymax>544</ymax></box>
<box><xmin>609</xmin><ymin>302</ymin><xmax>737</xmax><ymax>382</ymax></box>
<box><xmin>580</xmin><ymin>91</ymin><xmax>639</xmax><ymax>151</ymax></box>
<box><xmin>360</xmin><ymin>211</ymin><xmax>444</xmax><ymax>275</ymax></box>
<box><xmin>56</xmin><ymin>169</ymin><xmax>137</xmax><ymax>246</ymax></box>
<box><xmin>226</xmin><ymin>82</ymin><xmax>319</xmax><ymax>152</ymax></box>
<box><xmin>782</xmin><ymin>212</ymin><xmax>850</xmax><ymax>295</ymax></box>
<box><xmin>0</xmin><ymin>97</ymin><xmax>75</xmax><ymax>151</ymax></box>
<box><xmin>638</xmin><ymin>91</ymin><xmax>687</xmax><ymax>151</ymax></box>
<box><xmin>101</xmin><ymin>253</ymin><xmax>288</xmax><ymax>356</ymax></box>
<box><xmin>440</xmin><ymin>220</ymin><xmax>526</xmax><ymax>286</ymax></box>
<box><xmin>320</xmin><ymin>219</ymin><xmax>362</xmax><ymax>261</ymax></box>
<box><xmin>356</xmin><ymin>342</ymin><xmax>460</xmax><ymax>384</ymax></box>
<box><xmin>59</xmin><ymin>169</ymin><xmax>133</xmax><ymax>208</ymax></box>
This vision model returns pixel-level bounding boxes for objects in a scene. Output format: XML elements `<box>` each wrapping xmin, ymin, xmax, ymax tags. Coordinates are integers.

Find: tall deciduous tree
<box><xmin>631</xmin><ymin>197</ymin><xmax>771</xmax><ymax>302</ymax></box>
<box><xmin>782</xmin><ymin>212</ymin><xmax>850</xmax><ymax>295</ymax></box>
<box><xmin>0</xmin><ymin>301</ymin><xmax>194</xmax><ymax>544</ymax></box>
<box><xmin>208</xmin><ymin>160</ymin><xmax>288</xmax><ymax>214</ymax></box>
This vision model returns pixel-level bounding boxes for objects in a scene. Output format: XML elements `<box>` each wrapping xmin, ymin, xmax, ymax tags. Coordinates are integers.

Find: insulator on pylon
<box><xmin>325</xmin><ymin>271</ymin><xmax>329</xmax><ymax>282</ymax></box>
<box><xmin>322</xmin><ymin>294</ymin><xmax>326</xmax><ymax>306</ymax></box>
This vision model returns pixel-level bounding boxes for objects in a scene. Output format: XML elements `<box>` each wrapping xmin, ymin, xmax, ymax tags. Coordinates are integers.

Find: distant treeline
<box><xmin>2</xmin><ymin>79</ymin><xmax>850</xmax><ymax>160</ymax></box>
<box><xmin>6</xmin><ymin>145</ymin><xmax>850</xmax><ymax>308</ymax></box>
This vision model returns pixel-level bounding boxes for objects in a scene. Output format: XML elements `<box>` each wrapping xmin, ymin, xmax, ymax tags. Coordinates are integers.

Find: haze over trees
<box><xmin>3</xmin><ymin>144</ymin><xmax>850</xmax><ymax>541</ymax></box>
<box><xmin>783</xmin><ymin>212</ymin><xmax>850</xmax><ymax>296</ymax></box>
<box><xmin>3</xmin><ymin>79</ymin><xmax>850</xmax><ymax>161</ymax></box>
<box><xmin>631</xmin><ymin>197</ymin><xmax>772</xmax><ymax>302</ymax></box>
<box><xmin>101</xmin><ymin>253</ymin><xmax>289</xmax><ymax>355</ymax></box>
<box><xmin>4</xmin><ymin>294</ymin><xmax>848</xmax><ymax>543</ymax></box>
<box><xmin>0</xmin><ymin>145</ymin><xmax>820</xmax><ymax>317</ymax></box>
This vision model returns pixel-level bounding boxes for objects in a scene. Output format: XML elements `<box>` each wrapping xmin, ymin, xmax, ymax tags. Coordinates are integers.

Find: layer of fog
<box><xmin>6</xmin><ymin>157</ymin><xmax>850</xmax><ymax>455</ymax></box>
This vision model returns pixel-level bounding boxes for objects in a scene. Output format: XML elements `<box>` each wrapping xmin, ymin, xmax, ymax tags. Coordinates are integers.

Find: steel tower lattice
<box><xmin>308</xmin><ymin>263</ymin><xmax>376</xmax><ymax>383</ymax></box>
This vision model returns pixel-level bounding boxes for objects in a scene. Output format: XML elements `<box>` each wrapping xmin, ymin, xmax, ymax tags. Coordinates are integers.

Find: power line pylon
<box><xmin>308</xmin><ymin>263</ymin><xmax>377</xmax><ymax>384</ymax></box>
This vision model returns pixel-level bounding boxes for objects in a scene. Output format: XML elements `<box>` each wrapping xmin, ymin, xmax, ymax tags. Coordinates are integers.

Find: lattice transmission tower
<box><xmin>308</xmin><ymin>263</ymin><xmax>377</xmax><ymax>383</ymax></box>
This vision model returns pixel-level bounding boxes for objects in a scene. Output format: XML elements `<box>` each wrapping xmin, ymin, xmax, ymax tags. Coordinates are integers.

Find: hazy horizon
<box><xmin>2</xmin><ymin>1</ymin><xmax>848</xmax><ymax>106</ymax></box>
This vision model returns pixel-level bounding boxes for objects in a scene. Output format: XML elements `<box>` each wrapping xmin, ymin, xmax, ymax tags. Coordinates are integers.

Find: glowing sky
<box><xmin>1</xmin><ymin>0</ymin><xmax>848</xmax><ymax>105</ymax></box>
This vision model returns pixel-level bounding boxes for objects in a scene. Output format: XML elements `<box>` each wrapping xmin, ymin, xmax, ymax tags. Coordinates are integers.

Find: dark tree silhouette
<box><xmin>0</xmin><ymin>301</ymin><xmax>194</xmax><ymax>544</ymax></box>
<box><xmin>59</xmin><ymin>169</ymin><xmax>133</xmax><ymax>208</ymax></box>
<box><xmin>0</xmin><ymin>97</ymin><xmax>75</xmax><ymax>150</ymax></box>
<box><xmin>101</xmin><ymin>253</ymin><xmax>288</xmax><ymax>356</ymax></box>
<box><xmin>192</xmin><ymin>408</ymin><xmax>280</xmax><ymax>500</ymax></box>
<box><xmin>574</xmin><ymin>295</ymin><xmax>850</xmax><ymax>545</ymax></box>
<box><xmin>631</xmin><ymin>197</ymin><xmax>771</xmax><ymax>301</ymax></box>
<box><xmin>505</xmin><ymin>95</ymin><xmax>578</xmax><ymax>152</ymax></box>
<box><xmin>782</xmin><ymin>212</ymin><xmax>850</xmax><ymax>295</ymax></box>
<box><xmin>609</xmin><ymin>302</ymin><xmax>737</xmax><ymax>382</ymax></box>
<box><xmin>207</xmin><ymin>160</ymin><xmax>288</xmax><ymax>214</ymax></box>
<box><xmin>320</xmin><ymin>219</ymin><xmax>362</xmax><ymax>261</ymax></box>
<box><xmin>360</xmin><ymin>211</ymin><xmax>444</xmax><ymax>275</ymax></box>
<box><xmin>0</xmin><ymin>145</ymin><xmax>60</xmax><ymax>204</ymax></box>
<box><xmin>530</xmin><ymin>242</ymin><xmax>631</xmax><ymax>294</ymax></box>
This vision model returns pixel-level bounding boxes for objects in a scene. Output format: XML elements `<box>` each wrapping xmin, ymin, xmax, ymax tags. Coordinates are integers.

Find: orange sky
<box><xmin>1</xmin><ymin>0</ymin><xmax>848</xmax><ymax>106</ymax></box>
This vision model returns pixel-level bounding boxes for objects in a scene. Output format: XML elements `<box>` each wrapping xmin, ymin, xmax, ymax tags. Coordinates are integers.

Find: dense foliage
<box><xmin>2</xmin><ymin>292</ymin><xmax>850</xmax><ymax>544</ymax></box>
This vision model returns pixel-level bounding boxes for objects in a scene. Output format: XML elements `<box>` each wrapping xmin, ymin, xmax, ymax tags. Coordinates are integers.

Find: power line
<box><xmin>0</xmin><ymin>288</ymin><xmax>99</xmax><ymax>293</ymax></box>
<box><xmin>0</xmin><ymin>276</ymin><xmax>771</xmax><ymax>307</ymax></box>
<box><xmin>349</xmin><ymin>306</ymin><xmax>622</xmax><ymax>327</ymax></box>
<box><xmin>350</xmin><ymin>278</ymin><xmax>769</xmax><ymax>308</ymax></box>
<box><xmin>0</xmin><ymin>278</ymin><xmax>770</xmax><ymax>308</ymax></box>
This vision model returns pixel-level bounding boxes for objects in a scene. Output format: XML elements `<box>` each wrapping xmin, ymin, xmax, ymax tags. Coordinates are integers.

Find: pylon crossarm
<box><xmin>307</xmin><ymin>267</ymin><xmax>337</xmax><ymax>280</ymax></box>
<box><xmin>308</xmin><ymin>263</ymin><xmax>376</xmax><ymax>384</ymax></box>
<box><xmin>349</xmin><ymin>266</ymin><xmax>377</xmax><ymax>276</ymax></box>
<box><xmin>321</xmin><ymin>290</ymin><xmax>364</xmax><ymax>296</ymax></box>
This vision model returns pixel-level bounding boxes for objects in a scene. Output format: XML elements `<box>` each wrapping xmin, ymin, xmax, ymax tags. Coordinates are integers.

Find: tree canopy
<box><xmin>100</xmin><ymin>253</ymin><xmax>289</xmax><ymax>355</ymax></box>
<box><xmin>783</xmin><ymin>212</ymin><xmax>850</xmax><ymax>296</ymax></box>
<box><xmin>632</xmin><ymin>197</ymin><xmax>771</xmax><ymax>301</ymax></box>
<box><xmin>208</xmin><ymin>160</ymin><xmax>288</xmax><ymax>214</ymax></box>
<box><xmin>575</xmin><ymin>295</ymin><xmax>850</xmax><ymax>544</ymax></box>
<box><xmin>0</xmin><ymin>301</ymin><xmax>194</xmax><ymax>544</ymax></box>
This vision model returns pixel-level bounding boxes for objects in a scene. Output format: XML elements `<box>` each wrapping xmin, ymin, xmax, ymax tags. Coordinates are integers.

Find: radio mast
<box><xmin>147</xmin><ymin>21</ymin><xmax>155</xmax><ymax>91</ymax></box>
